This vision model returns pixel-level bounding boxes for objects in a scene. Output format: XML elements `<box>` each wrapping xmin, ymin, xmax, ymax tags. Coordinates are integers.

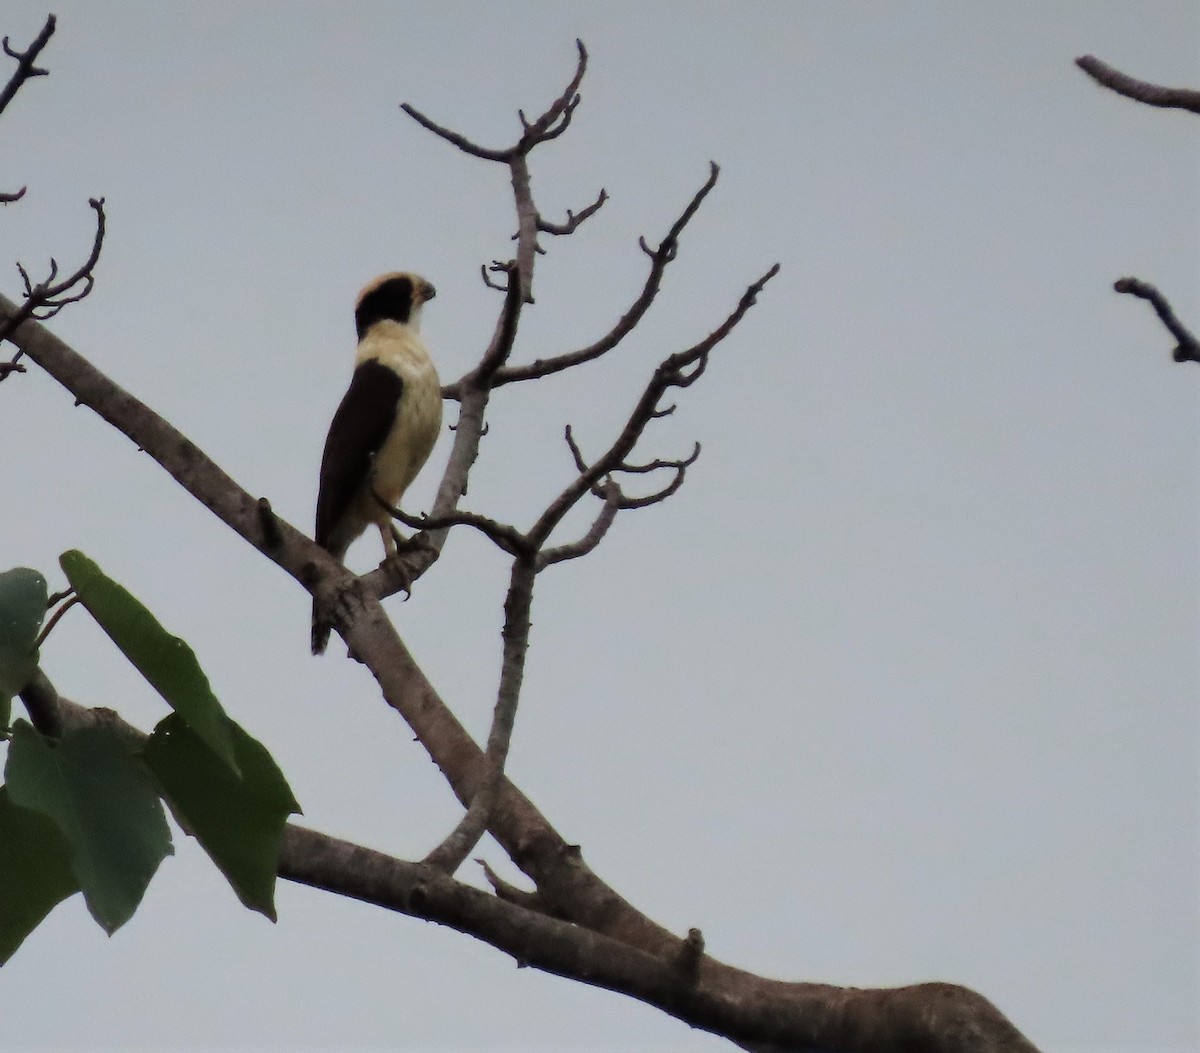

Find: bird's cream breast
<box><xmin>356</xmin><ymin>327</ymin><xmax>442</xmax><ymax>522</ymax></box>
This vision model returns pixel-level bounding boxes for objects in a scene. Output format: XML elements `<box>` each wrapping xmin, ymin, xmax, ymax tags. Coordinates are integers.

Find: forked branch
<box><xmin>537</xmin><ymin>187</ymin><xmax>608</xmax><ymax>236</ymax></box>
<box><xmin>495</xmin><ymin>164</ymin><xmax>723</xmax><ymax>387</ymax></box>
<box><xmin>1</xmin><ymin>197</ymin><xmax>106</xmax><ymax>381</ymax></box>
<box><xmin>399</xmin><ymin>40</ymin><xmax>588</xmax><ymax>163</ymax></box>
<box><xmin>531</xmin><ymin>262</ymin><xmax>780</xmax><ymax>550</ymax></box>
<box><xmin>412</xmin><ymin>260</ymin><xmax>778</xmax><ymax>872</ymax></box>
<box><xmin>0</xmin><ymin>13</ymin><xmax>53</xmax><ymax>117</ymax></box>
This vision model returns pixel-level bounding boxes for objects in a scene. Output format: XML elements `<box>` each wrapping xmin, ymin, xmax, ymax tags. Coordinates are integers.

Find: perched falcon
<box><xmin>311</xmin><ymin>272</ymin><xmax>442</xmax><ymax>654</ymax></box>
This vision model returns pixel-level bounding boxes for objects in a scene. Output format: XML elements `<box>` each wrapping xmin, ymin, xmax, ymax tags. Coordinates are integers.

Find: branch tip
<box><xmin>1076</xmin><ymin>54</ymin><xmax>1200</xmax><ymax>113</ymax></box>
<box><xmin>1113</xmin><ymin>276</ymin><xmax>1200</xmax><ymax>363</ymax></box>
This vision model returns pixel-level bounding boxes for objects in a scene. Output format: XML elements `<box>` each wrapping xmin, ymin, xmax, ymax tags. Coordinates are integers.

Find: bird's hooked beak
<box><xmin>422</xmin><ymin>282</ymin><xmax>437</xmax><ymax>303</ymax></box>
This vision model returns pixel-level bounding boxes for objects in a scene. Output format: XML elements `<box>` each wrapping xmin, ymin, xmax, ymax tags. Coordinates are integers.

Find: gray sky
<box><xmin>1</xmin><ymin>3</ymin><xmax>1196</xmax><ymax>1051</ymax></box>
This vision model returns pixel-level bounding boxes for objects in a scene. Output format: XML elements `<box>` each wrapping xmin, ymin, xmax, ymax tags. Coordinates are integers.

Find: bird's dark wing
<box><xmin>315</xmin><ymin>360</ymin><xmax>404</xmax><ymax>550</ymax></box>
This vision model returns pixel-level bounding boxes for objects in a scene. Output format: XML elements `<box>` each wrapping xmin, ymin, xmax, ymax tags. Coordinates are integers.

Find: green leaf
<box><xmin>59</xmin><ymin>551</ymin><xmax>238</xmax><ymax>775</ymax></box>
<box><xmin>0</xmin><ymin>786</ymin><xmax>80</xmax><ymax>965</ymax></box>
<box><xmin>5</xmin><ymin>719</ymin><xmax>173</xmax><ymax>935</ymax></box>
<box><xmin>0</xmin><ymin>568</ymin><xmax>48</xmax><ymax>722</ymax></box>
<box><xmin>144</xmin><ymin>713</ymin><xmax>300</xmax><ymax>921</ymax></box>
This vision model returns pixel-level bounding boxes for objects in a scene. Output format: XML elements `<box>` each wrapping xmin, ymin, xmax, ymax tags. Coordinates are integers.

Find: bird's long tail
<box><xmin>311</xmin><ymin>597</ymin><xmax>332</xmax><ymax>655</ymax></box>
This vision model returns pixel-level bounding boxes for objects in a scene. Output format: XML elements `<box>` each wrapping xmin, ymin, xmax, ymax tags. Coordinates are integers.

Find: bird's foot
<box><xmin>381</xmin><ymin>531</ymin><xmax>437</xmax><ymax>599</ymax></box>
<box><xmin>312</xmin><ymin>574</ymin><xmax>369</xmax><ymax>659</ymax></box>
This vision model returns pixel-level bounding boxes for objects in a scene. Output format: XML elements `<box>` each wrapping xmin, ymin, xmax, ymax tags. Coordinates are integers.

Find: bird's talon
<box><xmin>382</xmin><ymin>551</ymin><xmax>414</xmax><ymax>599</ymax></box>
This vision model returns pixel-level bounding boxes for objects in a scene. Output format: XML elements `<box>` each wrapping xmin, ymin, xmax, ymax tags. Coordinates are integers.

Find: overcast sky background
<box><xmin>1</xmin><ymin>3</ymin><xmax>1196</xmax><ymax>1051</ymax></box>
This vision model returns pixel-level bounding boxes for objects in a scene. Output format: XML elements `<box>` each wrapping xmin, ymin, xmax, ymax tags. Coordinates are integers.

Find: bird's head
<box><xmin>354</xmin><ymin>271</ymin><xmax>436</xmax><ymax>340</ymax></box>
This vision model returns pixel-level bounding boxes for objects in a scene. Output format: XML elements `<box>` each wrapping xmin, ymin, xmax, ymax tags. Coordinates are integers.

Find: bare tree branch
<box><xmin>515</xmin><ymin>39</ymin><xmax>588</xmax><ymax>151</ymax></box>
<box><xmin>414</xmin><ymin>260</ymin><xmax>778</xmax><ymax>871</ymax></box>
<box><xmin>537</xmin><ymin>187</ymin><xmax>608</xmax><ymax>236</ymax></box>
<box><xmin>529</xmin><ymin>262</ymin><xmax>780</xmax><ymax>550</ymax></box>
<box><xmin>510</xmin><ymin>156</ymin><xmax>540</xmax><ymax>303</ymax></box>
<box><xmin>382</xmin><ymin>497</ymin><xmax>531</xmax><ymax>559</ymax></box>
<box><xmin>397</xmin><ymin>104</ymin><xmax>510</xmax><ymax>162</ymax></box>
<box><xmin>18</xmin><ymin>196</ymin><xmax>106</xmax><ymax>319</ymax></box>
<box><xmin>1113</xmin><ymin>277</ymin><xmax>1200</xmax><ymax>363</ymax></box>
<box><xmin>0</xmin><ymin>294</ymin><xmax>699</xmax><ymax>974</ymax></box>
<box><xmin>20</xmin><ymin>672</ymin><xmax>1042</xmax><ymax>1052</ymax></box>
<box><xmin>1</xmin><ymin>34</ymin><xmax>1046</xmax><ymax>1050</ymax></box>
<box><xmin>399</xmin><ymin>39</ymin><xmax>588</xmax><ymax>165</ymax></box>
<box><xmin>0</xmin><ymin>290</ymin><xmax>333</xmax><ymax>580</ymax></box>
<box><xmin>0</xmin><ymin>13</ymin><xmax>53</xmax><ymax>117</ymax></box>
<box><xmin>424</xmin><ymin>554</ymin><xmax>536</xmax><ymax>873</ymax></box>
<box><xmin>494</xmin><ymin>163</ymin><xmax>723</xmax><ymax>386</ymax></box>
<box><xmin>1076</xmin><ymin>55</ymin><xmax>1200</xmax><ymax>113</ymax></box>
<box><xmin>474</xmin><ymin>259</ymin><xmax>526</xmax><ymax>380</ymax></box>
<box><xmin>536</xmin><ymin>482</ymin><xmax>620</xmax><ymax>569</ymax></box>
<box><xmin>0</xmin><ymin>15</ymin><xmax>50</xmax><ymax>222</ymax></box>
<box><xmin>1</xmin><ymin>198</ymin><xmax>107</xmax><ymax>382</ymax></box>
<box><xmin>370</xmin><ymin>46</ymin><xmax>592</xmax><ymax>596</ymax></box>
<box><xmin>401</xmin><ymin>262</ymin><xmax>778</xmax><ymax>877</ymax></box>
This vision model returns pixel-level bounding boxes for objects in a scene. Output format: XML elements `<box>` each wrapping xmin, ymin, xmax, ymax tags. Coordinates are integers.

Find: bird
<box><xmin>311</xmin><ymin>271</ymin><xmax>443</xmax><ymax>655</ymax></box>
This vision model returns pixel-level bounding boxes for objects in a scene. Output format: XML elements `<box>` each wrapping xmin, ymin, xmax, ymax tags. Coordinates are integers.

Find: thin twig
<box><xmin>1</xmin><ymin>199</ymin><xmax>107</xmax><ymax>383</ymax></box>
<box><xmin>537</xmin><ymin>187</ymin><xmax>608</xmax><ymax>236</ymax></box>
<box><xmin>398</xmin><ymin>103</ymin><xmax>510</xmax><ymax>161</ymax></box>
<box><xmin>537</xmin><ymin>482</ymin><xmax>620</xmax><ymax>569</ymax></box>
<box><xmin>619</xmin><ymin>445</ymin><xmax>702</xmax><ymax>475</ymax></box>
<box><xmin>1076</xmin><ymin>55</ymin><xmax>1200</xmax><ymax>114</ymax></box>
<box><xmin>379</xmin><ymin>494</ymin><xmax>532</xmax><ymax>559</ymax></box>
<box><xmin>529</xmin><ymin>263</ymin><xmax>780</xmax><ymax>549</ymax></box>
<box><xmin>493</xmin><ymin>164</ymin><xmax>722</xmax><ymax>386</ymax></box>
<box><xmin>399</xmin><ymin>39</ymin><xmax>590</xmax><ymax>165</ymax></box>
<box><xmin>1114</xmin><ymin>277</ymin><xmax>1200</xmax><ymax>363</ymax></box>
<box><xmin>516</xmin><ymin>40</ymin><xmax>588</xmax><ymax>151</ymax></box>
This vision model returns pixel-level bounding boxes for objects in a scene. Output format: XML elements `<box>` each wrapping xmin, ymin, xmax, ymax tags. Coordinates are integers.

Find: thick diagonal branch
<box><xmin>22</xmin><ymin>671</ymin><xmax>1042</xmax><ymax>1052</ymax></box>
<box><xmin>0</xmin><ymin>291</ymin><xmax>686</xmax><ymax>960</ymax></box>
